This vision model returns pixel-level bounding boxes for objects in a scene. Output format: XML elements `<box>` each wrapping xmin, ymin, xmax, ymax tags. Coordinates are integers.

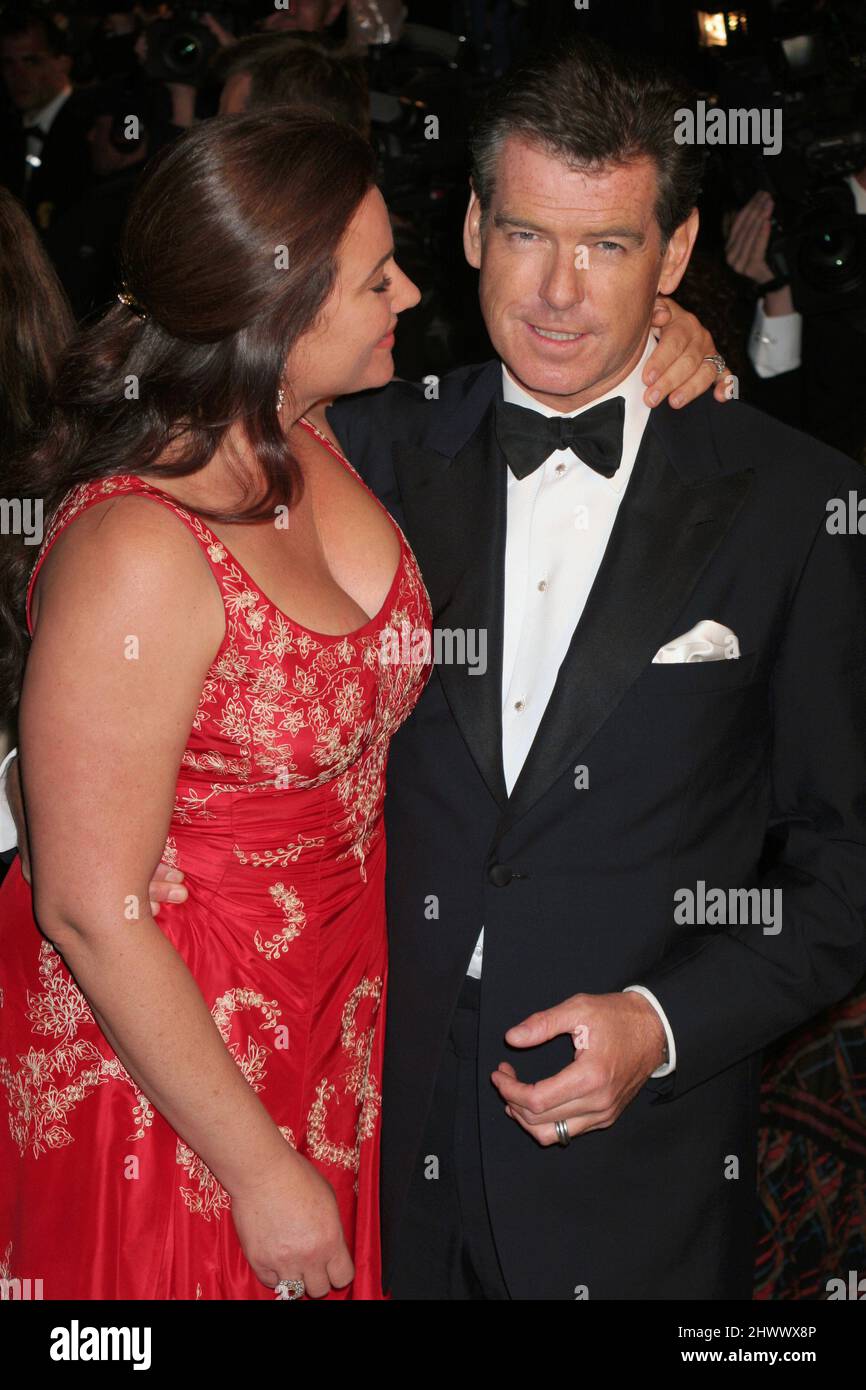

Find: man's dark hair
<box><xmin>0</xmin><ymin>7</ymin><xmax>69</xmax><ymax>54</ymax></box>
<box><xmin>211</xmin><ymin>32</ymin><xmax>292</xmax><ymax>84</ymax></box>
<box><xmin>247</xmin><ymin>42</ymin><xmax>368</xmax><ymax>136</ymax></box>
<box><xmin>469</xmin><ymin>36</ymin><xmax>706</xmax><ymax>249</ymax></box>
<box><xmin>212</xmin><ymin>33</ymin><xmax>368</xmax><ymax>136</ymax></box>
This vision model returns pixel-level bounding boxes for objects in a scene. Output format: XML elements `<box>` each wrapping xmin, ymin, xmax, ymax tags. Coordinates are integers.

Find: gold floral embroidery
<box><xmin>176</xmin><ymin>987</ymin><xmax>283</xmax><ymax>1220</ymax></box>
<box><xmin>14</xmin><ymin>465</ymin><xmax>431</xmax><ymax>1249</ymax></box>
<box><xmin>256</xmin><ymin>883</ymin><xmax>306</xmax><ymax>961</ymax></box>
<box><xmin>0</xmin><ymin>942</ymin><xmax>151</xmax><ymax>1157</ymax></box>
<box><xmin>232</xmin><ymin>835</ymin><xmax>325</xmax><ymax>869</ymax></box>
<box><xmin>28</xmin><ymin>473</ymin><xmax>431</xmax><ymax>880</ymax></box>
<box><xmin>305</xmin><ymin>977</ymin><xmax>382</xmax><ymax>1191</ymax></box>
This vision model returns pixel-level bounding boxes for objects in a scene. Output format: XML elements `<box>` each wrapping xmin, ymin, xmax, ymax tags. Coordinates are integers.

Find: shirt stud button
<box><xmin>555</xmin><ymin>463</ymin><xmax>567</xmax><ymax>476</ymax></box>
<box><xmin>537</xmin><ymin>579</ymin><xmax>548</xmax><ymax>592</ymax></box>
<box><xmin>514</xmin><ymin>699</ymin><xmax>525</xmax><ymax>712</ymax></box>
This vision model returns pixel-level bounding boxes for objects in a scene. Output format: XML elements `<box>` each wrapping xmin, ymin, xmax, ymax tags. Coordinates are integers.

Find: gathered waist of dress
<box><xmin>165</xmin><ymin>778</ymin><xmax>387</xmax><ymax>891</ymax></box>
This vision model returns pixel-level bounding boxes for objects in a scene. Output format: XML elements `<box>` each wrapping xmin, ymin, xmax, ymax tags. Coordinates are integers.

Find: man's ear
<box><xmin>463</xmin><ymin>183</ymin><xmax>483</xmax><ymax>270</ymax></box>
<box><xmin>657</xmin><ymin>207</ymin><xmax>699</xmax><ymax>296</ymax></box>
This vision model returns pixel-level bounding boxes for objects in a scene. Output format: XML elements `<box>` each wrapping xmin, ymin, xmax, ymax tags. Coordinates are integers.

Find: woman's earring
<box><xmin>276</xmin><ymin>386</ymin><xmax>285</xmax><ymax>412</ymax></box>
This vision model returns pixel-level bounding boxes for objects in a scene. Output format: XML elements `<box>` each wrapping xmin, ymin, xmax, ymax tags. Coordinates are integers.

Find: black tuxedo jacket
<box><xmin>3</xmin><ymin>90</ymin><xmax>94</xmax><ymax>232</ymax></box>
<box><xmin>327</xmin><ymin>362</ymin><xmax>866</xmax><ymax>1300</ymax></box>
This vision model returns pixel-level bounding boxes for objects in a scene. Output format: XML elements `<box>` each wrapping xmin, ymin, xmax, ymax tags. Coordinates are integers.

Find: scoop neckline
<box><xmin>109</xmin><ymin>457</ymin><xmax>406</xmax><ymax>645</ymax></box>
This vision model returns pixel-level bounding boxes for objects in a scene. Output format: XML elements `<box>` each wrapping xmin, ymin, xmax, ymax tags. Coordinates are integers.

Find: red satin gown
<box><xmin>0</xmin><ymin>416</ymin><xmax>432</xmax><ymax>1299</ymax></box>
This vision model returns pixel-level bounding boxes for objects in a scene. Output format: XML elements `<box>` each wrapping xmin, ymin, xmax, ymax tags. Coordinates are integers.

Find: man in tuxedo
<box><xmin>0</xmin><ymin>10</ymin><xmax>93</xmax><ymax>233</ymax></box>
<box><xmin>4</xmin><ymin>36</ymin><xmax>864</xmax><ymax>1301</ymax></box>
<box><xmin>322</xmin><ymin>38</ymin><xmax>866</xmax><ymax>1299</ymax></box>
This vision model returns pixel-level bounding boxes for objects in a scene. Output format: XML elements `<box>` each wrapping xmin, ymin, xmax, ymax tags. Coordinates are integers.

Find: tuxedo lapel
<box><xmin>393</xmin><ymin>387</ymin><xmax>509</xmax><ymax>808</ymax></box>
<box><xmin>496</xmin><ymin>403</ymin><xmax>755</xmax><ymax>835</ymax></box>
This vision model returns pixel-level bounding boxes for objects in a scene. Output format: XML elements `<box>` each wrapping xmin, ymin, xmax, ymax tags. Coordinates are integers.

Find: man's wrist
<box><xmin>623</xmin><ymin>984</ymin><xmax>676</xmax><ymax>1076</ymax></box>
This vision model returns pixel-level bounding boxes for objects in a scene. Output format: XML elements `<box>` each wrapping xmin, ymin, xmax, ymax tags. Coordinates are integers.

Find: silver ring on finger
<box><xmin>555</xmin><ymin>1118</ymin><xmax>571</xmax><ymax>1147</ymax></box>
<box><xmin>275</xmin><ymin>1277</ymin><xmax>305</xmax><ymax>1301</ymax></box>
<box><xmin>703</xmin><ymin>353</ymin><xmax>727</xmax><ymax>377</ymax></box>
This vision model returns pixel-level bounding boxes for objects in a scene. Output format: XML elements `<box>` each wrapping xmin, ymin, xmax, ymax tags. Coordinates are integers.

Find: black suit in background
<box><xmin>1</xmin><ymin>89</ymin><xmax>94</xmax><ymax>234</ymax></box>
<box><xmin>746</xmin><ymin>307</ymin><xmax>866</xmax><ymax>465</ymax></box>
<box><xmin>327</xmin><ymin>362</ymin><xmax>866</xmax><ymax>1300</ymax></box>
<box><xmin>745</xmin><ymin>203</ymin><xmax>866</xmax><ymax>465</ymax></box>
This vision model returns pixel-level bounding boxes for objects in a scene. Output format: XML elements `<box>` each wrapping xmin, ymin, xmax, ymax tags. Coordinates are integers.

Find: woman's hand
<box><xmin>230</xmin><ymin>1149</ymin><xmax>355</xmax><ymax>1299</ymax></box>
<box><xmin>646</xmin><ymin>296</ymin><xmax>731</xmax><ymax>409</ymax></box>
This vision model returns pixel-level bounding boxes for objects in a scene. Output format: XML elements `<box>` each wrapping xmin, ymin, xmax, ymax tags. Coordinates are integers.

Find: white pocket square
<box><xmin>652</xmin><ymin>619</ymin><xmax>740</xmax><ymax>665</ymax></box>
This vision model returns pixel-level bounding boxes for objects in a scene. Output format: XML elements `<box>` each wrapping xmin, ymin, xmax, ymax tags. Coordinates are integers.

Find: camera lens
<box><xmin>165</xmin><ymin>31</ymin><xmax>201</xmax><ymax>77</ymax></box>
<box><xmin>799</xmin><ymin>209</ymin><xmax>864</xmax><ymax>292</ymax></box>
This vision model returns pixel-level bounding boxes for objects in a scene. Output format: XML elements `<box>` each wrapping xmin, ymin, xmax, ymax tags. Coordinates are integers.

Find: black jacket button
<box><xmin>488</xmin><ymin>863</ymin><xmax>514</xmax><ymax>887</ymax></box>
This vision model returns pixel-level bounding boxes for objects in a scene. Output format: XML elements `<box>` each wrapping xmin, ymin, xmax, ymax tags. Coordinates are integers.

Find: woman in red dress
<box><xmin>0</xmin><ymin>110</ymin><xmax>431</xmax><ymax>1300</ymax></box>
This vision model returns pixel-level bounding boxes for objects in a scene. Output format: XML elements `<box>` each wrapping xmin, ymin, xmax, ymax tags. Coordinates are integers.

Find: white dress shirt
<box><xmin>465</xmin><ymin>331</ymin><xmax>676</xmax><ymax>1077</ymax></box>
<box><xmin>749</xmin><ymin>172</ymin><xmax>866</xmax><ymax>377</ymax></box>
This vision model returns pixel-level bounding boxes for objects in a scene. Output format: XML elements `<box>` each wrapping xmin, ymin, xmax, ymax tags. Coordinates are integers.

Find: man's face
<box><xmin>0</xmin><ymin>29</ymin><xmax>70</xmax><ymax>115</ymax></box>
<box><xmin>464</xmin><ymin>136</ymin><xmax>698</xmax><ymax>411</ymax></box>
<box><xmin>262</xmin><ymin>0</ymin><xmax>344</xmax><ymax>33</ymax></box>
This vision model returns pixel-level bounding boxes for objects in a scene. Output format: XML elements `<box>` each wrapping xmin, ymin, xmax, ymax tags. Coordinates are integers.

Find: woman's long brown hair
<box><xmin>0</xmin><ymin>109</ymin><xmax>377</xmax><ymax>725</ymax></box>
<box><xmin>0</xmin><ymin>187</ymin><xmax>75</xmax><ymax>447</ymax></box>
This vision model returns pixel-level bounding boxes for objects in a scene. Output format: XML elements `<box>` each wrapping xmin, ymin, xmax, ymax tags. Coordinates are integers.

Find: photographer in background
<box><xmin>43</xmin><ymin>75</ymin><xmax>174</xmax><ymax>318</ymax></box>
<box><xmin>214</xmin><ymin>31</ymin><xmax>369</xmax><ymax>135</ymax></box>
<box><xmin>259</xmin><ymin>0</ymin><xmax>346</xmax><ymax>36</ymax></box>
<box><xmin>726</xmin><ymin>176</ymin><xmax>866</xmax><ymax>464</ymax></box>
<box><xmin>0</xmin><ymin>7</ymin><xmax>94</xmax><ymax>233</ymax></box>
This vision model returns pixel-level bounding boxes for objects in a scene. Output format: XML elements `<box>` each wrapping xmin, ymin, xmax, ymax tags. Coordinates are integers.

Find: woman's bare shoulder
<box><xmin>32</xmin><ymin>490</ymin><xmax>225</xmax><ymax>646</ymax></box>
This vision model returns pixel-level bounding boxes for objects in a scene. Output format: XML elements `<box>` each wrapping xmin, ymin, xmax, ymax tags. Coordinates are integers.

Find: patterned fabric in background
<box><xmin>755</xmin><ymin>977</ymin><xmax>866</xmax><ymax>1300</ymax></box>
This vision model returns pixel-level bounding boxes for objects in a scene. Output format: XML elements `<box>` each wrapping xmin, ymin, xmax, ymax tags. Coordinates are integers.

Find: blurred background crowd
<box><xmin>1</xmin><ymin>0</ymin><xmax>866</xmax><ymax>461</ymax></box>
<box><xmin>1</xmin><ymin>0</ymin><xmax>865</xmax><ymax>1301</ymax></box>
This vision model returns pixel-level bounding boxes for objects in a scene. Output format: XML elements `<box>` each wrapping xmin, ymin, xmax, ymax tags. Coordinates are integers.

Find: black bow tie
<box><xmin>494</xmin><ymin>393</ymin><xmax>626</xmax><ymax>480</ymax></box>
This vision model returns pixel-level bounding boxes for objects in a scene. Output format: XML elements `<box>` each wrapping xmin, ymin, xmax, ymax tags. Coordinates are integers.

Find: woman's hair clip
<box><xmin>116</xmin><ymin>282</ymin><xmax>149</xmax><ymax>320</ymax></box>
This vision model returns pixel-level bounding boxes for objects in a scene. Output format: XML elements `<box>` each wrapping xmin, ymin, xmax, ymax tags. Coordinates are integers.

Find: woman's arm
<box><xmin>646</xmin><ymin>296</ymin><xmax>731</xmax><ymax>408</ymax></box>
<box><xmin>19</xmin><ymin>495</ymin><xmax>352</xmax><ymax>1294</ymax></box>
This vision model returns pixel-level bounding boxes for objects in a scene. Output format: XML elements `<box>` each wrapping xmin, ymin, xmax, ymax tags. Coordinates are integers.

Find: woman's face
<box><xmin>285</xmin><ymin>186</ymin><xmax>420</xmax><ymax>410</ymax></box>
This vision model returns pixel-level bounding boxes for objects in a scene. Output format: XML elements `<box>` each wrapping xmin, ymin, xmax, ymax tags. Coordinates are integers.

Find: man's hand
<box><xmin>201</xmin><ymin>12</ymin><xmax>237</xmax><ymax>47</ymax></box>
<box><xmin>491</xmin><ymin>990</ymin><xmax>667</xmax><ymax>1146</ymax></box>
<box><xmin>647</xmin><ymin>297</ymin><xmax>730</xmax><ymax>408</ymax></box>
<box><xmin>724</xmin><ymin>190</ymin><xmax>795</xmax><ymax>318</ymax></box>
<box><xmin>148</xmin><ymin>861</ymin><xmax>188</xmax><ymax>915</ymax></box>
<box><xmin>6</xmin><ymin>754</ymin><xmax>187</xmax><ymax>913</ymax></box>
<box><xmin>724</xmin><ymin>190</ymin><xmax>774</xmax><ymax>284</ymax></box>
